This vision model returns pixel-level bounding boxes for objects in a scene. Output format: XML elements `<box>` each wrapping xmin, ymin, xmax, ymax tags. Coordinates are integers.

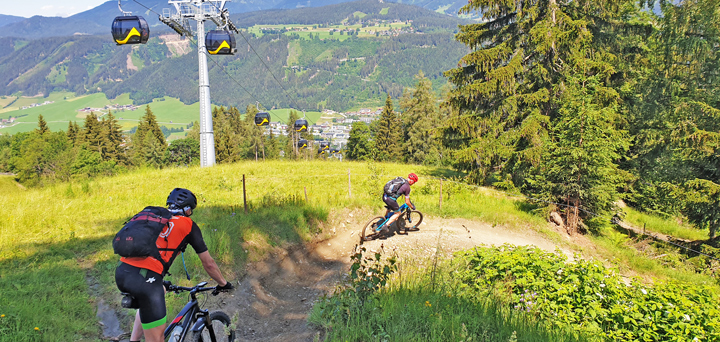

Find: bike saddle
<box><xmin>121</xmin><ymin>293</ymin><xmax>139</xmax><ymax>309</ymax></box>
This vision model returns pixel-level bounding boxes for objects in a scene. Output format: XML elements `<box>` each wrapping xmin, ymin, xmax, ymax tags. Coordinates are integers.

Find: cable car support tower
<box><xmin>154</xmin><ymin>0</ymin><xmax>237</xmax><ymax>167</ymax></box>
<box><xmin>113</xmin><ymin>0</ymin><xmax>238</xmax><ymax>167</ymax></box>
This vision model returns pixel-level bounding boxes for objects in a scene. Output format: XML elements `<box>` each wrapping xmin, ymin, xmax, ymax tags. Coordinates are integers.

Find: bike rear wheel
<box><xmin>360</xmin><ymin>216</ymin><xmax>385</xmax><ymax>244</ymax></box>
<box><xmin>192</xmin><ymin>311</ymin><xmax>235</xmax><ymax>342</ymax></box>
<box><xmin>403</xmin><ymin>210</ymin><xmax>423</xmax><ymax>231</ymax></box>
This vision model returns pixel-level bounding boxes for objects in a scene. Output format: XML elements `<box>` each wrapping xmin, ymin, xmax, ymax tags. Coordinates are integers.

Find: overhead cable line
<box><xmin>202</xmin><ymin>0</ymin><xmax>311</xmax><ymax>123</ymax></box>
<box><xmin>131</xmin><ymin>0</ymin><xmax>288</xmax><ymax>124</ymax></box>
<box><xmin>236</xmin><ymin>29</ymin><xmax>316</xmax><ymax>124</ymax></box>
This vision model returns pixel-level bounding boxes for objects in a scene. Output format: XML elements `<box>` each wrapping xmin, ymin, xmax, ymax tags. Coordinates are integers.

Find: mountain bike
<box><xmin>121</xmin><ymin>281</ymin><xmax>235</xmax><ymax>342</ymax></box>
<box><xmin>360</xmin><ymin>203</ymin><xmax>423</xmax><ymax>243</ymax></box>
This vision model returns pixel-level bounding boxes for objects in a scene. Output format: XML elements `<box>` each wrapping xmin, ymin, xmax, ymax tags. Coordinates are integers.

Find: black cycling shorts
<box><xmin>383</xmin><ymin>194</ymin><xmax>399</xmax><ymax>211</ymax></box>
<box><xmin>115</xmin><ymin>262</ymin><xmax>166</xmax><ymax>329</ymax></box>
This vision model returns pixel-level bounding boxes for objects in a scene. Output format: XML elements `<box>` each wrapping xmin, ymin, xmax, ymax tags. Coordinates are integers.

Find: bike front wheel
<box><xmin>404</xmin><ymin>210</ymin><xmax>423</xmax><ymax>231</ymax></box>
<box><xmin>192</xmin><ymin>311</ymin><xmax>235</xmax><ymax>342</ymax></box>
<box><xmin>360</xmin><ymin>216</ymin><xmax>385</xmax><ymax>244</ymax></box>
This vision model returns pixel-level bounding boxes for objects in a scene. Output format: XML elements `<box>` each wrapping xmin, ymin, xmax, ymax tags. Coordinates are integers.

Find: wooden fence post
<box><xmin>243</xmin><ymin>174</ymin><xmax>247</xmax><ymax>214</ymax></box>
<box><xmin>348</xmin><ymin>169</ymin><xmax>352</xmax><ymax>198</ymax></box>
<box><xmin>304</xmin><ymin>186</ymin><xmax>309</xmax><ymax>203</ymax></box>
<box><xmin>439</xmin><ymin>179</ymin><xmax>443</xmax><ymax>210</ymax></box>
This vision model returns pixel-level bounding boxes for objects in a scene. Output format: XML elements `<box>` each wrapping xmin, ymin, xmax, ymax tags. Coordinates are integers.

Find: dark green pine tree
<box><xmin>36</xmin><ymin>114</ymin><xmax>49</xmax><ymax>135</ymax></box>
<box><xmin>374</xmin><ymin>94</ymin><xmax>402</xmax><ymax>162</ymax></box>
<box><xmin>81</xmin><ymin>113</ymin><xmax>104</xmax><ymax>154</ymax></box>
<box><xmin>67</xmin><ymin>121</ymin><xmax>78</xmax><ymax>145</ymax></box>
<box><xmin>445</xmin><ymin>0</ymin><xmax>638</xmax><ymax>182</ymax></box>
<box><xmin>213</xmin><ymin>106</ymin><xmax>235</xmax><ymax>163</ymax></box>
<box><xmin>400</xmin><ymin>71</ymin><xmax>441</xmax><ymax>165</ymax></box>
<box><xmin>346</xmin><ymin>121</ymin><xmax>375</xmax><ymax>160</ymax></box>
<box><xmin>133</xmin><ymin>105</ymin><xmax>167</xmax><ymax>166</ymax></box>
<box><xmin>286</xmin><ymin>110</ymin><xmax>301</xmax><ymax>159</ymax></box>
<box><xmin>264</xmin><ymin>130</ymin><xmax>279</xmax><ymax>159</ymax></box>
<box><xmin>102</xmin><ymin>111</ymin><xmax>126</xmax><ymax>164</ymax></box>
<box><xmin>539</xmin><ymin>72</ymin><xmax>628</xmax><ymax>234</ymax></box>
<box><xmin>445</xmin><ymin>0</ymin><xmax>638</xmax><ymax>229</ymax></box>
<box><xmin>142</xmin><ymin>133</ymin><xmax>165</xmax><ymax>168</ymax></box>
<box><xmin>626</xmin><ymin>0</ymin><xmax>720</xmax><ymax>238</ymax></box>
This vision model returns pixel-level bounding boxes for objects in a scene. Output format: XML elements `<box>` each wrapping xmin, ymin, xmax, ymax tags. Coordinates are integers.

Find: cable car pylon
<box><xmin>113</xmin><ymin>0</ymin><xmax>239</xmax><ymax>167</ymax></box>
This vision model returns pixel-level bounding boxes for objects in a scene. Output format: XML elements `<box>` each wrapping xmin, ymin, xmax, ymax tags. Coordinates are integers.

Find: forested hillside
<box><xmin>0</xmin><ymin>0</ymin><xmax>473</xmax><ymax>39</ymax></box>
<box><xmin>0</xmin><ymin>1</ymin><xmax>467</xmax><ymax>111</ymax></box>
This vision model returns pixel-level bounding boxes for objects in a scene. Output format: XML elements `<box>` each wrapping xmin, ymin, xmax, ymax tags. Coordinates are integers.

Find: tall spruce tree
<box><xmin>286</xmin><ymin>110</ymin><xmax>301</xmax><ymax>159</ymax></box>
<box><xmin>36</xmin><ymin>114</ymin><xmax>49</xmax><ymax>135</ymax></box>
<box><xmin>626</xmin><ymin>0</ymin><xmax>720</xmax><ymax>237</ymax></box>
<box><xmin>133</xmin><ymin>105</ymin><xmax>166</xmax><ymax>166</ymax></box>
<box><xmin>400</xmin><ymin>71</ymin><xmax>441</xmax><ymax>165</ymax></box>
<box><xmin>374</xmin><ymin>95</ymin><xmax>402</xmax><ymax>162</ymax></box>
<box><xmin>213</xmin><ymin>106</ymin><xmax>236</xmax><ymax>163</ymax></box>
<box><xmin>102</xmin><ymin>111</ymin><xmax>126</xmax><ymax>164</ymax></box>
<box><xmin>67</xmin><ymin>121</ymin><xmax>78</xmax><ymax>145</ymax></box>
<box><xmin>444</xmin><ymin>0</ymin><xmax>637</xmax><ymax>228</ymax></box>
<box><xmin>81</xmin><ymin>113</ymin><xmax>104</xmax><ymax>154</ymax></box>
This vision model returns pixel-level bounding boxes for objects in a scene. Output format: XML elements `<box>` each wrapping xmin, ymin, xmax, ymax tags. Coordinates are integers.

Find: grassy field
<box><xmin>0</xmin><ymin>175</ymin><xmax>25</xmax><ymax>194</ymax></box>
<box><xmin>0</xmin><ymin>160</ymin><xmax>559</xmax><ymax>341</ymax></box>
<box><xmin>1</xmin><ymin>160</ymin><xmax>715</xmax><ymax>341</ymax></box>
<box><xmin>247</xmin><ymin>22</ymin><xmax>411</xmax><ymax>41</ymax></box>
<box><xmin>622</xmin><ymin>206</ymin><xmax>707</xmax><ymax>241</ymax></box>
<box><xmin>0</xmin><ymin>92</ymin><xmax>322</xmax><ymax>135</ymax></box>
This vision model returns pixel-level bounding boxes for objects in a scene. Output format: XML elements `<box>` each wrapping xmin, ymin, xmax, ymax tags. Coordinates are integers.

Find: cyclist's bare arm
<box><xmin>404</xmin><ymin>195</ymin><xmax>414</xmax><ymax>209</ymax></box>
<box><xmin>198</xmin><ymin>251</ymin><xmax>228</xmax><ymax>286</ymax></box>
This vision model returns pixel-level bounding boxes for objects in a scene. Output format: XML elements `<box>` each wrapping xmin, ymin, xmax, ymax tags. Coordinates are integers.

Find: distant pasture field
<box><xmin>0</xmin><ymin>92</ymin><xmax>322</xmax><ymax>135</ymax></box>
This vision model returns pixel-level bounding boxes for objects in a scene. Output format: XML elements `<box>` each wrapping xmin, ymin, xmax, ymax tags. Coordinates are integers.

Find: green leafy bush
<box><xmin>457</xmin><ymin>245</ymin><xmax>720</xmax><ymax>341</ymax></box>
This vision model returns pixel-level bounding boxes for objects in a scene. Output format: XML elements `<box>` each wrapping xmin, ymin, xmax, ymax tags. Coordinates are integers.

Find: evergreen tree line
<box><xmin>0</xmin><ymin>105</ymin><xmax>327</xmax><ymax>186</ymax></box>
<box><xmin>345</xmin><ymin>70</ymin><xmax>447</xmax><ymax>167</ymax></box>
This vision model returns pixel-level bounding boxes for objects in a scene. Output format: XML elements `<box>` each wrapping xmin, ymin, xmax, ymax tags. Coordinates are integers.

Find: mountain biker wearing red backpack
<box><xmin>380</xmin><ymin>173</ymin><xmax>418</xmax><ymax>235</ymax></box>
<box><xmin>115</xmin><ymin>188</ymin><xmax>234</xmax><ymax>342</ymax></box>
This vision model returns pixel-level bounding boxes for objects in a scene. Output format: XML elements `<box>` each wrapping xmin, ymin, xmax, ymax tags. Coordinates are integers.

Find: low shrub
<box><xmin>457</xmin><ymin>245</ymin><xmax>720</xmax><ymax>341</ymax></box>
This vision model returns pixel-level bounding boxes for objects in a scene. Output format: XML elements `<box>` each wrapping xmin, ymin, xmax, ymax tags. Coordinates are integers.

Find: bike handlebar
<box><xmin>164</xmin><ymin>281</ymin><xmax>216</xmax><ymax>294</ymax></box>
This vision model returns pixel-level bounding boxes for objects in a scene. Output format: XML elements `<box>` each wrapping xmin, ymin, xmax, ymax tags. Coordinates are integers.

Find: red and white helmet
<box><xmin>408</xmin><ymin>173</ymin><xmax>418</xmax><ymax>183</ymax></box>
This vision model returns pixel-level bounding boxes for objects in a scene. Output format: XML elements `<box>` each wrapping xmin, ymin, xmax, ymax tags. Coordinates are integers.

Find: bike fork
<box><xmin>200</xmin><ymin>310</ymin><xmax>219</xmax><ymax>342</ymax></box>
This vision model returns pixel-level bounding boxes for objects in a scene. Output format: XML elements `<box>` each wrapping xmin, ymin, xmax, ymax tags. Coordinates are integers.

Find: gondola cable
<box><xmin>203</xmin><ymin>0</ymin><xmax>311</xmax><ymax>122</ymax></box>
<box><xmin>129</xmin><ymin>0</ymin><xmax>312</xmax><ymax>129</ymax></box>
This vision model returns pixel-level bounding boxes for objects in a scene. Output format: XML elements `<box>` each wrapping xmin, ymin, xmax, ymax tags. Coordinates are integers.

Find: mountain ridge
<box><xmin>0</xmin><ymin>0</ymin><xmax>472</xmax><ymax>39</ymax></box>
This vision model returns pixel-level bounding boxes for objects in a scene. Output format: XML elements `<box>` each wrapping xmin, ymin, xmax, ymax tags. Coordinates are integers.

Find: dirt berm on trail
<box><xmin>119</xmin><ymin>211</ymin><xmax>568</xmax><ymax>342</ymax></box>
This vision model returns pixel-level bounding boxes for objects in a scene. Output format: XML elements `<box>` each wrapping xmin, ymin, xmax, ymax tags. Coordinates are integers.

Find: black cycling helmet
<box><xmin>167</xmin><ymin>188</ymin><xmax>197</xmax><ymax>211</ymax></box>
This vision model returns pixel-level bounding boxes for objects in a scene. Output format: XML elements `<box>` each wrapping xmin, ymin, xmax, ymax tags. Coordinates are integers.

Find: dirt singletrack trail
<box><xmin>197</xmin><ymin>211</ymin><xmax>571</xmax><ymax>342</ymax></box>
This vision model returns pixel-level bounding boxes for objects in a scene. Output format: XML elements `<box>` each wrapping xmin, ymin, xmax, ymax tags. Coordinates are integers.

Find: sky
<box><xmin>1</xmin><ymin>0</ymin><xmax>109</xmax><ymax>18</ymax></box>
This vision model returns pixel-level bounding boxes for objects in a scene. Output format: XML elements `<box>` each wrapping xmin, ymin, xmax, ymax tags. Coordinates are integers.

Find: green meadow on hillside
<box><xmin>0</xmin><ymin>175</ymin><xmax>24</xmax><ymax>194</ymax></box>
<box><xmin>0</xmin><ymin>160</ymin><xmax>550</xmax><ymax>341</ymax></box>
<box><xmin>1</xmin><ymin>161</ymin><xmax>717</xmax><ymax>341</ymax></box>
<box><xmin>0</xmin><ymin>92</ymin><xmax>323</xmax><ymax>135</ymax></box>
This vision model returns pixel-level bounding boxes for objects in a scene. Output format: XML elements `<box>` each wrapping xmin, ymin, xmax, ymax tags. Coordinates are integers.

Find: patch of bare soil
<box><xmin>195</xmin><ymin>213</ymin><xmax>571</xmax><ymax>342</ymax></box>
